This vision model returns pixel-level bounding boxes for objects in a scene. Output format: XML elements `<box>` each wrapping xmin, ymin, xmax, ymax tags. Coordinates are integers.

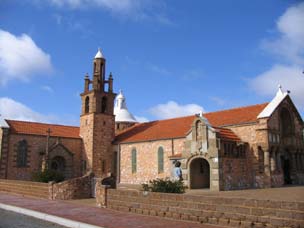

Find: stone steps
<box><xmin>105</xmin><ymin>189</ymin><xmax>304</xmax><ymax>228</ymax></box>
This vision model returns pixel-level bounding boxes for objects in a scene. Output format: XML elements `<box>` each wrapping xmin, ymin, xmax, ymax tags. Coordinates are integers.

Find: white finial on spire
<box><xmin>277</xmin><ymin>84</ymin><xmax>284</xmax><ymax>96</ymax></box>
<box><xmin>95</xmin><ymin>48</ymin><xmax>104</xmax><ymax>59</ymax></box>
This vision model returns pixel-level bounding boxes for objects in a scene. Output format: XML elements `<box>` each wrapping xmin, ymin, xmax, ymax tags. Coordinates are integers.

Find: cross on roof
<box><xmin>46</xmin><ymin>128</ymin><xmax>52</xmax><ymax>136</ymax></box>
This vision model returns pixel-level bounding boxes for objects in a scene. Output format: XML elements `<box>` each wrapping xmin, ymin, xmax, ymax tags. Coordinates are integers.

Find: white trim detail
<box><xmin>0</xmin><ymin>116</ymin><xmax>9</xmax><ymax>128</ymax></box>
<box><xmin>257</xmin><ymin>85</ymin><xmax>289</xmax><ymax>119</ymax></box>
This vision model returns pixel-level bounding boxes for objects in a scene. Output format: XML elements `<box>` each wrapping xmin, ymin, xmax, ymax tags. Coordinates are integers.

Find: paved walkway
<box><xmin>0</xmin><ymin>193</ymin><xmax>222</xmax><ymax>228</ymax></box>
<box><xmin>118</xmin><ymin>184</ymin><xmax>304</xmax><ymax>202</ymax></box>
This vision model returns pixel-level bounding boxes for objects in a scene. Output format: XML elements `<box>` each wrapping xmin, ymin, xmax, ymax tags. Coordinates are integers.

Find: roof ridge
<box><xmin>148</xmin><ymin>114</ymin><xmax>196</xmax><ymax>123</ymax></box>
<box><xmin>204</xmin><ymin>102</ymin><xmax>269</xmax><ymax>115</ymax></box>
<box><xmin>6</xmin><ymin>119</ymin><xmax>79</xmax><ymax>128</ymax></box>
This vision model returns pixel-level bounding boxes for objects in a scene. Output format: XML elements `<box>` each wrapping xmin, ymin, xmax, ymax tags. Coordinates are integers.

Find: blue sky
<box><xmin>0</xmin><ymin>0</ymin><xmax>303</xmax><ymax>125</ymax></box>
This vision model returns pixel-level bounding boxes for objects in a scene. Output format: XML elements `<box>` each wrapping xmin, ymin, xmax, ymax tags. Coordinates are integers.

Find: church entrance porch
<box><xmin>190</xmin><ymin>158</ymin><xmax>210</xmax><ymax>189</ymax></box>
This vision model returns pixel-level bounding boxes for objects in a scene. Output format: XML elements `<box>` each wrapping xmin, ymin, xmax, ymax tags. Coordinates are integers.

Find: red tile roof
<box><xmin>5</xmin><ymin>103</ymin><xmax>267</xmax><ymax>142</ymax></box>
<box><xmin>6</xmin><ymin>120</ymin><xmax>80</xmax><ymax>139</ymax></box>
<box><xmin>115</xmin><ymin>103</ymin><xmax>268</xmax><ymax>143</ymax></box>
<box><xmin>115</xmin><ymin>115</ymin><xmax>195</xmax><ymax>143</ymax></box>
<box><xmin>215</xmin><ymin>127</ymin><xmax>240</xmax><ymax>142</ymax></box>
<box><xmin>205</xmin><ymin>103</ymin><xmax>268</xmax><ymax>127</ymax></box>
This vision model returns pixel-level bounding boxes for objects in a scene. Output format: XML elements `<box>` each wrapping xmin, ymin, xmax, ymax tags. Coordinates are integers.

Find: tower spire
<box><xmin>95</xmin><ymin>48</ymin><xmax>104</xmax><ymax>59</ymax></box>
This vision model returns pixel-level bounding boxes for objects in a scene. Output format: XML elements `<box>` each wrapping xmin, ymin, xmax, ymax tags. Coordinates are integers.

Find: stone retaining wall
<box><xmin>99</xmin><ymin>188</ymin><xmax>304</xmax><ymax>228</ymax></box>
<box><xmin>0</xmin><ymin>173</ymin><xmax>93</xmax><ymax>200</ymax></box>
<box><xmin>0</xmin><ymin>179</ymin><xmax>50</xmax><ymax>199</ymax></box>
<box><xmin>51</xmin><ymin>173</ymin><xmax>93</xmax><ymax>200</ymax></box>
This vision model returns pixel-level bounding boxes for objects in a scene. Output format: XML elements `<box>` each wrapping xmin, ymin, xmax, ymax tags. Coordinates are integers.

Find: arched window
<box><xmin>195</xmin><ymin>121</ymin><xmax>201</xmax><ymax>141</ymax></box>
<box><xmin>101</xmin><ymin>96</ymin><xmax>107</xmax><ymax>113</ymax></box>
<box><xmin>158</xmin><ymin>147</ymin><xmax>164</xmax><ymax>173</ymax></box>
<box><xmin>280</xmin><ymin>108</ymin><xmax>294</xmax><ymax>137</ymax></box>
<box><xmin>17</xmin><ymin>140</ymin><xmax>27</xmax><ymax>167</ymax></box>
<box><xmin>131</xmin><ymin>148</ymin><xmax>137</xmax><ymax>173</ymax></box>
<box><xmin>85</xmin><ymin>96</ymin><xmax>90</xmax><ymax>113</ymax></box>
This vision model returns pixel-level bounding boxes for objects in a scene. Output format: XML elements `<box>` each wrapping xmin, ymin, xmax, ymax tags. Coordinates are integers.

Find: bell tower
<box><xmin>80</xmin><ymin>48</ymin><xmax>116</xmax><ymax>178</ymax></box>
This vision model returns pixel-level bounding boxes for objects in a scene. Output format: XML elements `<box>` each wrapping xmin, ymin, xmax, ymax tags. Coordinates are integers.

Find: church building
<box><xmin>0</xmin><ymin>49</ymin><xmax>303</xmax><ymax>191</ymax></box>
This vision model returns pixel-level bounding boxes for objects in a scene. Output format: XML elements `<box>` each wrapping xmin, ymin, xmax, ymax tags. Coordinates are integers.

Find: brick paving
<box><xmin>0</xmin><ymin>192</ymin><xmax>223</xmax><ymax>228</ymax></box>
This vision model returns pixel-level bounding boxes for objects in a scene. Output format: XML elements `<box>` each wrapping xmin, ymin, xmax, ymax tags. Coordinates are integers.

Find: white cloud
<box><xmin>0</xmin><ymin>29</ymin><xmax>53</xmax><ymax>85</ymax></box>
<box><xmin>210</xmin><ymin>96</ymin><xmax>226</xmax><ymax>106</ymax></box>
<box><xmin>146</xmin><ymin>62</ymin><xmax>171</xmax><ymax>76</ymax></box>
<box><xmin>249</xmin><ymin>3</ymin><xmax>304</xmax><ymax>112</ymax></box>
<box><xmin>41</xmin><ymin>85</ymin><xmax>54</xmax><ymax>93</ymax></box>
<box><xmin>0</xmin><ymin>97</ymin><xmax>79</xmax><ymax>125</ymax></box>
<box><xmin>43</xmin><ymin>0</ymin><xmax>173</xmax><ymax>24</ymax></box>
<box><xmin>149</xmin><ymin>101</ymin><xmax>205</xmax><ymax>119</ymax></box>
<box><xmin>134</xmin><ymin>115</ymin><xmax>149</xmax><ymax>123</ymax></box>
<box><xmin>250</xmin><ymin>65</ymin><xmax>304</xmax><ymax>110</ymax></box>
<box><xmin>0</xmin><ymin>97</ymin><xmax>56</xmax><ymax>123</ymax></box>
<box><xmin>261</xmin><ymin>2</ymin><xmax>304</xmax><ymax>64</ymax></box>
<box><xmin>47</xmin><ymin>0</ymin><xmax>145</xmax><ymax>15</ymax></box>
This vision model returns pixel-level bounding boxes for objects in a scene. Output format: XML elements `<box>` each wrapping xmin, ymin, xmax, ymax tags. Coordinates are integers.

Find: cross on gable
<box><xmin>46</xmin><ymin>128</ymin><xmax>52</xmax><ymax>136</ymax></box>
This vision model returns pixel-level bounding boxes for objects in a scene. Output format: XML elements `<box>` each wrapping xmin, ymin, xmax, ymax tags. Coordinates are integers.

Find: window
<box><xmin>102</xmin><ymin>160</ymin><xmax>106</xmax><ymax>173</ymax></box>
<box><xmin>158</xmin><ymin>147</ymin><xmax>164</xmax><ymax>173</ymax></box>
<box><xmin>280</xmin><ymin>108</ymin><xmax>294</xmax><ymax>137</ymax></box>
<box><xmin>131</xmin><ymin>148</ymin><xmax>137</xmax><ymax>173</ymax></box>
<box><xmin>258</xmin><ymin>147</ymin><xmax>264</xmax><ymax>173</ymax></box>
<box><xmin>17</xmin><ymin>140</ymin><xmax>27</xmax><ymax>167</ymax></box>
<box><xmin>85</xmin><ymin>96</ymin><xmax>90</xmax><ymax>113</ymax></box>
<box><xmin>101</xmin><ymin>96</ymin><xmax>107</xmax><ymax>113</ymax></box>
<box><xmin>195</xmin><ymin>121</ymin><xmax>201</xmax><ymax>141</ymax></box>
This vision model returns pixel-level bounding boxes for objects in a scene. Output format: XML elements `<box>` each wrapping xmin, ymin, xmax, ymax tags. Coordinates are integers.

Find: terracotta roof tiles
<box><xmin>115</xmin><ymin>115</ymin><xmax>195</xmax><ymax>143</ymax></box>
<box><xmin>115</xmin><ymin>103</ymin><xmax>268</xmax><ymax>143</ymax></box>
<box><xmin>205</xmin><ymin>103</ymin><xmax>268</xmax><ymax>127</ymax></box>
<box><xmin>6</xmin><ymin>120</ymin><xmax>80</xmax><ymax>139</ymax></box>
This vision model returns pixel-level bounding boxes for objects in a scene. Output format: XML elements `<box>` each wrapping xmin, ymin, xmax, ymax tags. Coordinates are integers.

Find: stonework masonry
<box><xmin>0</xmin><ymin>128</ymin><xmax>9</xmax><ymax>179</ymax></box>
<box><xmin>5</xmin><ymin>134</ymin><xmax>82</xmax><ymax>180</ymax></box>
<box><xmin>100</xmin><ymin>188</ymin><xmax>304</xmax><ymax>228</ymax></box>
<box><xmin>119</xmin><ymin>138</ymin><xmax>184</xmax><ymax>184</ymax></box>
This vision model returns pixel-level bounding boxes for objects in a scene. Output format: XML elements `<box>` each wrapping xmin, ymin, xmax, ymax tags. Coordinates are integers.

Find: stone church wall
<box><xmin>119</xmin><ymin>138</ymin><xmax>184</xmax><ymax>184</ymax></box>
<box><xmin>0</xmin><ymin>128</ymin><xmax>9</xmax><ymax>178</ymax></box>
<box><xmin>267</xmin><ymin>98</ymin><xmax>304</xmax><ymax>185</ymax></box>
<box><xmin>6</xmin><ymin>134</ymin><xmax>83</xmax><ymax>181</ymax></box>
<box><xmin>220</xmin><ymin>156</ymin><xmax>253</xmax><ymax>190</ymax></box>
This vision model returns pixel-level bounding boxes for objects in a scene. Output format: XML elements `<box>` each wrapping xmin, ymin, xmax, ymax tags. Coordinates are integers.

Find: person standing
<box><xmin>173</xmin><ymin>161</ymin><xmax>183</xmax><ymax>181</ymax></box>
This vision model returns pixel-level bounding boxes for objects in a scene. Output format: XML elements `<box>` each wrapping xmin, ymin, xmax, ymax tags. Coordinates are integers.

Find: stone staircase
<box><xmin>106</xmin><ymin>189</ymin><xmax>304</xmax><ymax>228</ymax></box>
<box><xmin>0</xmin><ymin>179</ymin><xmax>50</xmax><ymax>199</ymax></box>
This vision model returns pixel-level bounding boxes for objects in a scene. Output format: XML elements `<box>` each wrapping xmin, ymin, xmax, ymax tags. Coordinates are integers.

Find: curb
<box><xmin>0</xmin><ymin>203</ymin><xmax>103</xmax><ymax>228</ymax></box>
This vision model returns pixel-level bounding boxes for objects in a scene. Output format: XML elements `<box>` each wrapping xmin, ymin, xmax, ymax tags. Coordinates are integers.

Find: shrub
<box><xmin>142</xmin><ymin>178</ymin><xmax>186</xmax><ymax>194</ymax></box>
<box><xmin>32</xmin><ymin>169</ymin><xmax>65</xmax><ymax>183</ymax></box>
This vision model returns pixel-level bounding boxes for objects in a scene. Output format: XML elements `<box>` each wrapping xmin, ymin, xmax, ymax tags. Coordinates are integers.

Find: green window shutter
<box><xmin>131</xmin><ymin>149</ymin><xmax>137</xmax><ymax>173</ymax></box>
<box><xmin>158</xmin><ymin>147</ymin><xmax>164</xmax><ymax>173</ymax></box>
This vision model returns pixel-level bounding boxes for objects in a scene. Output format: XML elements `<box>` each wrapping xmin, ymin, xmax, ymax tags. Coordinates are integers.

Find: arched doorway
<box><xmin>50</xmin><ymin>156</ymin><xmax>66</xmax><ymax>174</ymax></box>
<box><xmin>190</xmin><ymin>158</ymin><xmax>210</xmax><ymax>189</ymax></box>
